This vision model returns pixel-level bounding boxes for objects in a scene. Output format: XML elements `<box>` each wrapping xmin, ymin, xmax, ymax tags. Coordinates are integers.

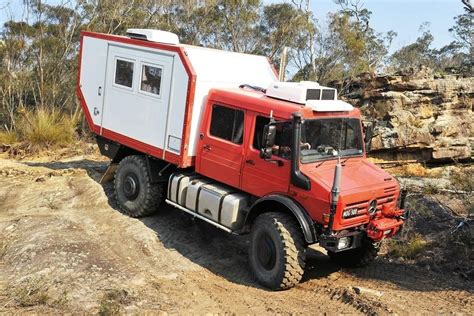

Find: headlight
<box><xmin>337</xmin><ymin>237</ymin><xmax>352</xmax><ymax>250</ymax></box>
<box><xmin>343</xmin><ymin>208</ymin><xmax>358</xmax><ymax>218</ymax></box>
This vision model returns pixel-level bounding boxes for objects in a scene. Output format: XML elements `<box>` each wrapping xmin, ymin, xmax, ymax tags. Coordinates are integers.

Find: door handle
<box><xmin>98</xmin><ymin>86</ymin><xmax>102</xmax><ymax>96</ymax></box>
<box><xmin>93</xmin><ymin>107</ymin><xmax>100</xmax><ymax>116</ymax></box>
<box><xmin>245</xmin><ymin>159</ymin><xmax>255</xmax><ymax>165</ymax></box>
<box><xmin>203</xmin><ymin>144</ymin><xmax>211</xmax><ymax>151</ymax></box>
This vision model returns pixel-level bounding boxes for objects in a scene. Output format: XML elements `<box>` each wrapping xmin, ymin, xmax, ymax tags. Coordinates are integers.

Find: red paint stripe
<box><xmin>101</xmin><ymin>128</ymin><xmax>181</xmax><ymax>164</ymax></box>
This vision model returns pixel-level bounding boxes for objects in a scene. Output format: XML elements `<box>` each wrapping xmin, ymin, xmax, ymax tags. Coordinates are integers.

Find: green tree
<box><xmin>448</xmin><ymin>0</ymin><xmax>473</xmax><ymax>74</ymax></box>
<box><xmin>390</xmin><ymin>23</ymin><xmax>435</xmax><ymax>71</ymax></box>
<box><xmin>293</xmin><ymin>0</ymin><xmax>395</xmax><ymax>87</ymax></box>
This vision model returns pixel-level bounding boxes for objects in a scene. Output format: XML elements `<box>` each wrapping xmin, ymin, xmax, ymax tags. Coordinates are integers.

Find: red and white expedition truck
<box><xmin>77</xmin><ymin>29</ymin><xmax>408</xmax><ymax>290</ymax></box>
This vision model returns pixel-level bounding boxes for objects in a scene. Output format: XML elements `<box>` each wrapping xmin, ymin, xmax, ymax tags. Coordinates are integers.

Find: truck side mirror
<box><xmin>364</xmin><ymin>122</ymin><xmax>375</xmax><ymax>152</ymax></box>
<box><xmin>260</xmin><ymin>124</ymin><xmax>276</xmax><ymax>159</ymax></box>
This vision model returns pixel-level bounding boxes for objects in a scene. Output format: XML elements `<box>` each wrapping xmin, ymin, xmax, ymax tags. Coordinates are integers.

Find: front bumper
<box><xmin>319</xmin><ymin>210</ymin><xmax>407</xmax><ymax>252</ymax></box>
<box><xmin>366</xmin><ymin>216</ymin><xmax>404</xmax><ymax>240</ymax></box>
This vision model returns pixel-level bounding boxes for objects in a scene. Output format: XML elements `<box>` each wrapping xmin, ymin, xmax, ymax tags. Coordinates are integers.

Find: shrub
<box><xmin>16</xmin><ymin>107</ymin><xmax>79</xmax><ymax>148</ymax></box>
<box><xmin>0</xmin><ymin>130</ymin><xmax>18</xmax><ymax>144</ymax></box>
<box><xmin>387</xmin><ymin>233</ymin><xmax>428</xmax><ymax>259</ymax></box>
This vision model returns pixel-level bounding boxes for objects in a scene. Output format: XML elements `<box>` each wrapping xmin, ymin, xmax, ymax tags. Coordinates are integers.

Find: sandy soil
<box><xmin>0</xmin><ymin>152</ymin><xmax>472</xmax><ymax>314</ymax></box>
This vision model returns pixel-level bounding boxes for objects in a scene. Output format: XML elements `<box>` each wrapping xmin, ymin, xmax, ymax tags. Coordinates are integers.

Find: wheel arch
<box><xmin>244</xmin><ymin>194</ymin><xmax>317</xmax><ymax>244</ymax></box>
<box><xmin>96</xmin><ymin>135</ymin><xmax>177</xmax><ymax>183</ymax></box>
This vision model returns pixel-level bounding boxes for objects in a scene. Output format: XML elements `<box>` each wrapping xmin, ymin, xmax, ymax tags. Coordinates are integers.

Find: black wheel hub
<box><xmin>257</xmin><ymin>233</ymin><xmax>276</xmax><ymax>270</ymax></box>
<box><xmin>123</xmin><ymin>173</ymin><xmax>140</xmax><ymax>200</ymax></box>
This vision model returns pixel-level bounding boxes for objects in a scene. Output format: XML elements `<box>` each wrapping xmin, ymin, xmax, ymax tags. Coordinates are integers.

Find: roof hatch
<box><xmin>126</xmin><ymin>29</ymin><xmax>180</xmax><ymax>45</ymax></box>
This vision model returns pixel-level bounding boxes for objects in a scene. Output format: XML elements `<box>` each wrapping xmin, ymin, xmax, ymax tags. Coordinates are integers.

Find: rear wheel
<box><xmin>249</xmin><ymin>212</ymin><xmax>306</xmax><ymax>290</ymax></box>
<box><xmin>327</xmin><ymin>238</ymin><xmax>379</xmax><ymax>267</ymax></box>
<box><xmin>114</xmin><ymin>155</ymin><xmax>164</xmax><ymax>217</ymax></box>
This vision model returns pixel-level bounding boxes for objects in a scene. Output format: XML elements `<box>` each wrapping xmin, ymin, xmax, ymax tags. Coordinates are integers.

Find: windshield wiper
<box><xmin>315</xmin><ymin>160</ymin><xmax>326</xmax><ymax>168</ymax></box>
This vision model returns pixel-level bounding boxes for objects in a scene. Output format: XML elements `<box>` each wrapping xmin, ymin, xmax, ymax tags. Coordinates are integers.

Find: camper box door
<box><xmin>101</xmin><ymin>44</ymin><xmax>174</xmax><ymax>153</ymax></box>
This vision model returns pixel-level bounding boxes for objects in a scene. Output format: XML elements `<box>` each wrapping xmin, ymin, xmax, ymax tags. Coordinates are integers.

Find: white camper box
<box><xmin>77</xmin><ymin>29</ymin><xmax>277</xmax><ymax>167</ymax></box>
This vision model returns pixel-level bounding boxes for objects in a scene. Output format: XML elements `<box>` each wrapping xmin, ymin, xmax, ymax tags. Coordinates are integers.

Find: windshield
<box><xmin>300</xmin><ymin>118</ymin><xmax>363</xmax><ymax>163</ymax></box>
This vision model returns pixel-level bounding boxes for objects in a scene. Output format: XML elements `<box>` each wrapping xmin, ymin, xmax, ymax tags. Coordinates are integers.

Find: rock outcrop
<box><xmin>339</xmin><ymin>68</ymin><xmax>473</xmax><ymax>162</ymax></box>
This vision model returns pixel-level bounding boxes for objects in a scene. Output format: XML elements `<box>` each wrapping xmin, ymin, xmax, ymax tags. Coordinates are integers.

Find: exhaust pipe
<box><xmin>326</xmin><ymin>161</ymin><xmax>342</xmax><ymax>234</ymax></box>
<box><xmin>279</xmin><ymin>47</ymin><xmax>289</xmax><ymax>82</ymax></box>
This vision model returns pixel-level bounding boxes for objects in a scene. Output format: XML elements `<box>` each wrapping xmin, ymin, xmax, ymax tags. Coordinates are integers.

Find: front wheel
<box><xmin>327</xmin><ymin>238</ymin><xmax>379</xmax><ymax>267</ymax></box>
<box><xmin>249</xmin><ymin>212</ymin><xmax>306</xmax><ymax>290</ymax></box>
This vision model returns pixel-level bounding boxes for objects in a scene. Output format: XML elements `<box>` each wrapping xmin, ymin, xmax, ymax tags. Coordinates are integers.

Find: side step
<box><xmin>165</xmin><ymin>199</ymin><xmax>233</xmax><ymax>233</ymax></box>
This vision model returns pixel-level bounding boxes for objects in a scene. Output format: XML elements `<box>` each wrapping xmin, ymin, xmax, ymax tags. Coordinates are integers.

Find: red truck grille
<box><xmin>344</xmin><ymin>187</ymin><xmax>397</xmax><ymax>216</ymax></box>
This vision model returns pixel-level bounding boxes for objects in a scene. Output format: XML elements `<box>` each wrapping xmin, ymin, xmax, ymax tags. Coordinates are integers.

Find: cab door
<box><xmin>241</xmin><ymin>114</ymin><xmax>290</xmax><ymax>196</ymax></box>
<box><xmin>197</xmin><ymin>103</ymin><xmax>245</xmax><ymax>188</ymax></box>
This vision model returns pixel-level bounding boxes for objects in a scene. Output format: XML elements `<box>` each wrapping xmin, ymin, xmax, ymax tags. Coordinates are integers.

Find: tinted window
<box><xmin>306</xmin><ymin>89</ymin><xmax>321</xmax><ymax>100</ymax></box>
<box><xmin>140</xmin><ymin>64</ymin><xmax>162</xmax><ymax>95</ymax></box>
<box><xmin>252</xmin><ymin>116</ymin><xmax>293</xmax><ymax>160</ymax></box>
<box><xmin>115</xmin><ymin>59</ymin><xmax>134</xmax><ymax>88</ymax></box>
<box><xmin>210</xmin><ymin>105</ymin><xmax>244</xmax><ymax>144</ymax></box>
<box><xmin>321</xmin><ymin>89</ymin><xmax>336</xmax><ymax>100</ymax></box>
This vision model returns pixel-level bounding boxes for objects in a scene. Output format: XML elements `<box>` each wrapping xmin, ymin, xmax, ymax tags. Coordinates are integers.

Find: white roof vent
<box><xmin>266</xmin><ymin>81</ymin><xmax>337</xmax><ymax>104</ymax></box>
<box><xmin>126</xmin><ymin>29</ymin><xmax>179</xmax><ymax>45</ymax></box>
<box><xmin>266</xmin><ymin>81</ymin><xmax>352</xmax><ymax>112</ymax></box>
<box><xmin>306</xmin><ymin>100</ymin><xmax>353</xmax><ymax>112</ymax></box>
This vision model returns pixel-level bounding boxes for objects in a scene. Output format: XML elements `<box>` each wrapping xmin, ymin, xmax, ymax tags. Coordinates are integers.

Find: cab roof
<box><xmin>208</xmin><ymin>87</ymin><xmax>361</xmax><ymax>120</ymax></box>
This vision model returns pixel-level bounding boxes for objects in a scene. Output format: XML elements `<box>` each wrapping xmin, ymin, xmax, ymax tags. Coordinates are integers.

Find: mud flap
<box><xmin>100</xmin><ymin>163</ymin><xmax>118</xmax><ymax>184</ymax></box>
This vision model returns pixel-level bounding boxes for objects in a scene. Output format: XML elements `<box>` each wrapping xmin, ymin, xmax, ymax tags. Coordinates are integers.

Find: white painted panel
<box><xmin>101</xmin><ymin>44</ymin><xmax>174</xmax><ymax>151</ymax></box>
<box><xmin>80</xmin><ymin>37</ymin><xmax>108</xmax><ymax>126</ymax></box>
<box><xmin>184</xmin><ymin>46</ymin><xmax>277</xmax><ymax>156</ymax></box>
<box><xmin>164</xmin><ymin>57</ymin><xmax>188</xmax><ymax>154</ymax></box>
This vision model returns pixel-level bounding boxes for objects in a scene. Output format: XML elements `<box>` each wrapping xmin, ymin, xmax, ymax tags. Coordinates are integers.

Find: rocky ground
<box><xmin>340</xmin><ymin>67</ymin><xmax>473</xmax><ymax>163</ymax></box>
<box><xmin>0</xmin><ymin>145</ymin><xmax>472</xmax><ymax>314</ymax></box>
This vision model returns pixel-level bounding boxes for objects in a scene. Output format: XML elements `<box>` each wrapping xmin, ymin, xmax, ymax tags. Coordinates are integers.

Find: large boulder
<box><xmin>338</xmin><ymin>68</ymin><xmax>473</xmax><ymax>162</ymax></box>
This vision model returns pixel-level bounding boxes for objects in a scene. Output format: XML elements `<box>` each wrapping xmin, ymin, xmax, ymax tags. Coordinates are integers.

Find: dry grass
<box><xmin>387</xmin><ymin>233</ymin><xmax>428</xmax><ymax>259</ymax></box>
<box><xmin>9</xmin><ymin>277</ymin><xmax>50</xmax><ymax>307</ymax></box>
<box><xmin>400</xmin><ymin>163</ymin><xmax>429</xmax><ymax>177</ymax></box>
<box><xmin>98</xmin><ymin>289</ymin><xmax>132</xmax><ymax>316</ymax></box>
<box><xmin>1</xmin><ymin>107</ymin><xmax>80</xmax><ymax>155</ymax></box>
<box><xmin>16</xmin><ymin>107</ymin><xmax>79</xmax><ymax>149</ymax></box>
<box><xmin>0</xmin><ymin>130</ymin><xmax>18</xmax><ymax>144</ymax></box>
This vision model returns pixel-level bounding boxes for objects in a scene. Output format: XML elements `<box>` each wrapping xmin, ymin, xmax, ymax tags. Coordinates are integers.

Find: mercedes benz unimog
<box><xmin>77</xmin><ymin>29</ymin><xmax>408</xmax><ymax>290</ymax></box>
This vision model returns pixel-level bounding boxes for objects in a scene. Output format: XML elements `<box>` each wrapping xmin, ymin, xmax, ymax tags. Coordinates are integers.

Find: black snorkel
<box><xmin>291</xmin><ymin>113</ymin><xmax>311</xmax><ymax>190</ymax></box>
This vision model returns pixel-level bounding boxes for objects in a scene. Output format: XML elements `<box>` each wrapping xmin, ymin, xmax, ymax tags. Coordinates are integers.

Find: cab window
<box><xmin>252</xmin><ymin>116</ymin><xmax>292</xmax><ymax>159</ymax></box>
<box><xmin>210</xmin><ymin>104</ymin><xmax>244</xmax><ymax>144</ymax></box>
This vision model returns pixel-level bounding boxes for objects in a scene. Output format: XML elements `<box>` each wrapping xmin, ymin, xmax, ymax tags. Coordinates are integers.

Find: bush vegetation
<box><xmin>0</xmin><ymin>107</ymin><xmax>79</xmax><ymax>151</ymax></box>
<box><xmin>387</xmin><ymin>233</ymin><xmax>428</xmax><ymax>259</ymax></box>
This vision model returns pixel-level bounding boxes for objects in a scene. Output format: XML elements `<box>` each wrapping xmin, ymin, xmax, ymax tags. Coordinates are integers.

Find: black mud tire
<box><xmin>114</xmin><ymin>155</ymin><xmax>164</xmax><ymax>217</ymax></box>
<box><xmin>249</xmin><ymin>212</ymin><xmax>306</xmax><ymax>290</ymax></box>
<box><xmin>327</xmin><ymin>239</ymin><xmax>379</xmax><ymax>267</ymax></box>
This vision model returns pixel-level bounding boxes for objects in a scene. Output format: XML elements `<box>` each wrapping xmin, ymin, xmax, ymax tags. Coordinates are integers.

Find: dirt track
<box><xmin>0</xmin><ymin>155</ymin><xmax>473</xmax><ymax>314</ymax></box>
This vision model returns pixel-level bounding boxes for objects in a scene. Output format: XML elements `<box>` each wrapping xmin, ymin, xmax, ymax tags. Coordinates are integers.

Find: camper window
<box><xmin>210</xmin><ymin>104</ymin><xmax>244</xmax><ymax>145</ymax></box>
<box><xmin>140</xmin><ymin>64</ymin><xmax>162</xmax><ymax>96</ymax></box>
<box><xmin>114</xmin><ymin>59</ymin><xmax>134</xmax><ymax>88</ymax></box>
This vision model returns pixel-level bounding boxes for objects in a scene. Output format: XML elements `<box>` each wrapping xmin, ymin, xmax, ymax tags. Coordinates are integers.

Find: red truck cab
<box><xmin>192</xmin><ymin>86</ymin><xmax>406</xmax><ymax>288</ymax></box>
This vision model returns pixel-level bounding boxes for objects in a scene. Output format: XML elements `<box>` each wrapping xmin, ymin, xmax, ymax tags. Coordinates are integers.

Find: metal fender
<box><xmin>246</xmin><ymin>194</ymin><xmax>317</xmax><ymax>244</ymax></box>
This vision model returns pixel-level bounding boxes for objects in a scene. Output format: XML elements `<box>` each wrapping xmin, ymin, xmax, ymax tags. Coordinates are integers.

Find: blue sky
<box><xmin>306</xmin><ymin>0</ymin><xmax>465</xmax><ymax>52</ymax></box>
<box><xmin>0</xmin><ymin>0</ymin><xmax>466</xmax><ymax>53</ymax></box>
